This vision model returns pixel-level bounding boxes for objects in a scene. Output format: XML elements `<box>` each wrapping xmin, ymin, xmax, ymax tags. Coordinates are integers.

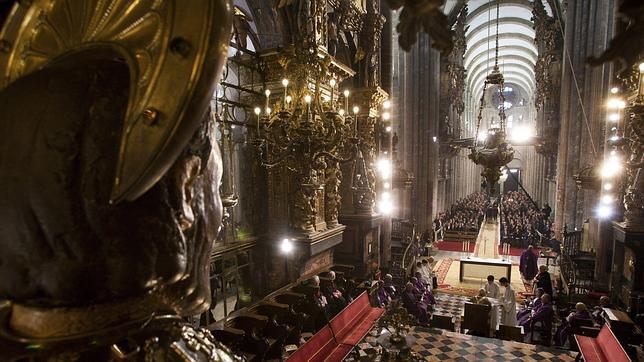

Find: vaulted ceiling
<box><xmin>464</xmin><ymin>0</ymin><xmax>551</xmax><ymax>105</ymax></box>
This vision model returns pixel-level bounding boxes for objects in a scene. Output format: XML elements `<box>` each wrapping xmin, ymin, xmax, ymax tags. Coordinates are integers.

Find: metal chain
<box><xmin>494</xmin><ymin>0</ymin><xmax>500</xmax><ymax>69</ymax></box>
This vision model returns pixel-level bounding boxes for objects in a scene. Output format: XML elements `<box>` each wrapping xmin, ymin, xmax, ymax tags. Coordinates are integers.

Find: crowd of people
<box><xmin>437</xmin><ymin>192</ymin><xmax>489</xmax><ymax>232</ymax></box>
<box><xmin>500</xmin><ymin>191</ymin><xmax>553</xmax><ymax>248</ymax></box>
<box><xmin>375</xmin><ymin>258</ymin><xmax>437</xmax><ymax>324</ymax></box>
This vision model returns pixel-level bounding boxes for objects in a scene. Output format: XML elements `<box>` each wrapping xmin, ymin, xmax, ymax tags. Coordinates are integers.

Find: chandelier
<box><xmin>253</xmin><ymin>45</ymin><xmax>359</xmax><ymax>233</ymax></box>
<box><xmin>468</xmin><ymin>0</ymin><xmax>514</xmax><ymax>193</ymax></box>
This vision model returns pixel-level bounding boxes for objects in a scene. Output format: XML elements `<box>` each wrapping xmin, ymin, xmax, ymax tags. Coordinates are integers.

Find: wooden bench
<box><xmin>287</xmin><ymin>291</ymin><xmax>384</xmax><ymax>362</ymax></box>
<box><xmin>574</xmin><ymin>324</ymin><xmax>631</xmax><ymax>362</ymax></box>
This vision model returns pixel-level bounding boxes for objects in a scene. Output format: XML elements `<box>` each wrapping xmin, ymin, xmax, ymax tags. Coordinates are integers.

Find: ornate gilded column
<box><xmin>217</xmin><ymin>107</ymin><xmax>239</xmax><ymax>245</ymax></box>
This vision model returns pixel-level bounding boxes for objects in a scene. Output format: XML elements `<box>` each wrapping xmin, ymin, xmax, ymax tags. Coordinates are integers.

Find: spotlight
<box><xmin>377</xmin><ymin>158</ymin><xmax>392</xmax><ymax>179</ymax></box>
<box><xmin>383</xmin><ymin>100</ymin><xmax>391</xmax><ymax>109</ymax></box>
<box><xmin>607</xmin><ymin>98</ymin><xmax>626</xmax><ymax>109</ymax></box>
<box><xmin>596</xmin><ymin>205</ymin><xmax>613</xmax><ymax>219</ymax></box>
<box><xmin>378</xmin><ymin>197</ymin><xmax>394</xmax><ymax>215</ymax></box>
<box><xmin>600</xmin><ymin>160</ymin><xmax>621</xmax><ymax>178</ymax></box>
<box><xmin>382</xmin><ymin>111</ymin><xmax>391</xmax><ymax>120</ymax></box>
<box><xmin>603</xmin><ymin>183</ymin><xmax>613</xmax><ymax>191</ymax></box>
<box><xmin>601</xmin><ymin>194</ymin><xmax>613</xmax><ymax>204</ymax></box>
<box><xmin>510</xmin><ymin>125</ymin><xmax>534</xmax><ymax>143</ymax></box>
<box><xmin>280</xmin><ymin>238</ymin><xmax>293</xmax><ymax>254</ymax></box>
<box><xmin>385</xmin><ymin>126</ymin><xmax>392</xmax><ymax>132</ymax></box>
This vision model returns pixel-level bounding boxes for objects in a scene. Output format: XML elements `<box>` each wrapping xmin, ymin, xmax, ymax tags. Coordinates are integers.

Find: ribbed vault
<box><xmin>465</xmin><ymin>0</ymin><xmax>538</xmax><ymax>109</ymax></box>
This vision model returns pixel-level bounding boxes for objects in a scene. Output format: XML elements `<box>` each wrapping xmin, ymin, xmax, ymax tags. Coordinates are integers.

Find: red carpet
<box><xmin>435</xmin><ymin>240</ymin><xmax>475</xmax><ymax>252</ymax></box>
<box><xmin>436</xmin><ymin>240</ymin><xmax>540</xmax><ymax>257</ymax></box>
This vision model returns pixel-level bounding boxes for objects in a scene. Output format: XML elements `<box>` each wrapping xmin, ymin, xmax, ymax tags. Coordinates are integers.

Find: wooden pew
<box><xmin>287</xmin><ymin>292</ymin><xmax>384</xmax><ymax>362</ymax></box>
<box><xmin>225</xmin><ymin>314</ymin><xmax>282</xmax><ymax>360</ymax></box>
<box><xmin>251</xmin><ymin>301</ymin><xmax>303</xmax><ymax>345</ymax></box>
<box><xmin>208</xmin><ymin>326</ymin><xmax>256</xmax><ymax>360</ymax></box>
<box><xmin>574</xmin><ymin>324</ymin><xmax>631</xmax><ymax>362</ymax></box>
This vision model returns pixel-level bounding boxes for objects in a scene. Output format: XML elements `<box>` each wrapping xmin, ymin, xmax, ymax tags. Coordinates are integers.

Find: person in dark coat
<box><xmin>520</xmin><ymin>245</ymin><xmax>539</xmax><ymax>281</ymax></box>
<box><xmin>542</xmin><ymin>203</ymin><xmax>552</xmax><ymax>219</ymax></box>
<box><xmin>533</xmin><ymin>265</ymin><xmax>553</xmax><ymax>297</ymax></box>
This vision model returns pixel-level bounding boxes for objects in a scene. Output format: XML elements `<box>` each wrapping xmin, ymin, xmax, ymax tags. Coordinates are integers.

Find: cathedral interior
<box><xmin>0</xmin><ymin>0</ymin><xmax>643</xmax><ymax>361</ymax></box>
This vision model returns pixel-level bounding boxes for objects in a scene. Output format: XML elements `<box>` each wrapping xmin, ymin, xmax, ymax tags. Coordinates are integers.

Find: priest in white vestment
<box><xmin>499</xmin><ymin>277</ymin><xmax>517</xmax><ymax>326</ymax></box>
<box><xmin>484</xmin><ymin>275</ymin><xmax>500</xmax><ymax>298</ymax></box>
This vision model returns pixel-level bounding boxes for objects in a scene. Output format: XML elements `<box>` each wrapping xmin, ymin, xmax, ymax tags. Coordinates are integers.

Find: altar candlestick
<box><xmin>254</xmin><ymin>107</ymin><xmax>261</xmax><ymax>135</ymax></box>
<box><xmin>282</xmin><ymin>79</ymin><xmax>289</xmax><ymax>108</ymax></box>
<box><xmin>264</xmin><ymin>89</ymin><xmax>270</xmax><ymax>112</ymax></box>
<box><xmin>343</xmin><ymin>89</ymin><xmax>350</xmax><ymax>114</ymax></box>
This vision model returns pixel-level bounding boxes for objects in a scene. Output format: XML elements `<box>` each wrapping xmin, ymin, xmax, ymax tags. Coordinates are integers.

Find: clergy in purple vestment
<box><xmin>376</xmin><ymin>281</ymin><xmax>391</xmax><ymax>308</ymax></box>
<box><xmin>520</xmin><ymin>245</ymin><xmax>539</xmax><ymax>281</ymax></box>
<box><xmin>555</xmin><ymin>302</ymin><xmax>594</xmax><ymax>346</ymax></box>
<box><xmin>519</xmin><ymin>293</ymin><xmax>553</xmax><ymax>332</ymax></box>
<box><xmin>517</xmin><ymin>287</ymin><xmax>544</xmax><ymax>324</ymax></box>
<box><xmin>402</xmin><ymin>282</ymin><xmax>429</xmax><ymax>323</ymax></box>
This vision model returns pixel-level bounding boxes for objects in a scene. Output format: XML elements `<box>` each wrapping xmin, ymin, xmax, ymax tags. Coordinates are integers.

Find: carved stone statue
<box><xmin>0</xmin><ymin>0</ymin><xmax>237</xmax><ymax>360</ymax></box>
<box><xmin>233</xmin><ymin>6</ymin><xmax>260</xmax><ymax>51</ymax></box>
<box><xmin>357</xmin><ymin>0</ymin><xmax>385</xmax><ymax>87</ymax></box>
<box><xmin>327</xmin><ymin>12</ymin><xmax>340</xmax><ymax>56</ymax></box>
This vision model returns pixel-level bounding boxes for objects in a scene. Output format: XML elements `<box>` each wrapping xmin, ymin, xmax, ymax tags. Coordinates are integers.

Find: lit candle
<box><xmin>286</xmin><ymin>95</ymin><xmax>292</xmax><ymax>110</ymax></box>
<box><xmin>304</xmin><ymin>94</ymin><xmax>312</xmax><ymax>120</ymax></box>
<box><xmin>264</xmin><ymin>89</ymin><xmax>270</xmax><ymax>112</ymax></box>
<box><xmin>282</xmin><ymin>79</ymin><xmax>289</xmax><ymax>108</ymax></box>
<box><xmin>352</xmin><ymin>105</ymin><xmax>359</xmax><ymax>132</ymax></box>
<box><xmin>254</xmin><ymin>107</ymin><xmax>261</xmax><ymax>135</ymax></box>
<box><xmin>343</xmin><ymin>89</ymin><xmax>350</xmax><ymax>114</ymax></box>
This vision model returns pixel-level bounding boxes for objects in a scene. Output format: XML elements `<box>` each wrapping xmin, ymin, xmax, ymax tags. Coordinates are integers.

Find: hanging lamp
<box><xmin>468</xmin><ymin>0</ymin><xmax>515</xmax><ymax>194</ymax></box>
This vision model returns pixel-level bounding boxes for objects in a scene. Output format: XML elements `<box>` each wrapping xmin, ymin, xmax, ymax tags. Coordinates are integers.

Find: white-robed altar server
<box><xmin>484</xmin><ymin>275</ymin><xmax>500</xmax><ymax>298</ymax></box>
<box><xmin>499</xmin><ymin>277</ymin><xmax>517</xmax><ymax>326</ymax></box>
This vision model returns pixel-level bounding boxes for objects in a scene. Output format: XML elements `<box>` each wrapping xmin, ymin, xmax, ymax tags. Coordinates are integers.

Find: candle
<box><xmin>286</xmin><ymin>95</ymin><xmax>292</xmax><ymax>110</ymax></box>
<box><xmin>343</xmin><ymin>89</ymin><xmax>350</xmax><ymax>114</ymax></box>
<box><xmin>264</xmin><ymin>89</ymin><xmax>270</xmax><ymax>112</ymax></box>
<box><xmin>304</xmin><ymin>94</ymin><xmax>312</xmax><ymax>121</ymax></box>
<box><xmin>352</xmin><ymin>105</ymin><xmax>359</xmax><ymax>133</ymax></box>
<box><xmin>254</xmin><ymin>107</ymin><xmax>261</xmax><ymax>135</ymax></box>
<box><xmin>282</xmin><ymin>79</ymin><xmax>289</xmax><ymax>108</ymax></box>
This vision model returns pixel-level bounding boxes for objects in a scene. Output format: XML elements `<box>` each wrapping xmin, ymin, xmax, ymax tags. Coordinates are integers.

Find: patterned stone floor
<box><xmin>347</xmin><ymin>326</ymin><xmax>578</xmax><ymax>361</ymax></box>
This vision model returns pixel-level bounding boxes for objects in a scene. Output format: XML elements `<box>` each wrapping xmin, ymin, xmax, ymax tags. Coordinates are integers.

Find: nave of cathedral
<box><xmin>0</xmin><ymin>0</ymin><xmax>642</xmax><ymax>361</ymax></box>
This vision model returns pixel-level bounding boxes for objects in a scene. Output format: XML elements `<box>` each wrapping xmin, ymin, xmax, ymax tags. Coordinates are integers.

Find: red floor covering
<box><xmin>435</xmin><ymin>240</ymin><xmax>540</xmax><ymax>257</ymax></box>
